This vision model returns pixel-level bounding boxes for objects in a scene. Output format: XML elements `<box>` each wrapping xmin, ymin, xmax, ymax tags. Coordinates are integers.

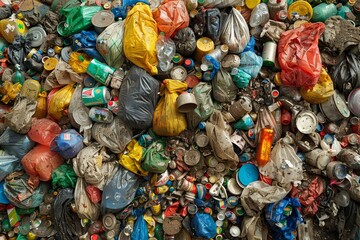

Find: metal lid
<box><xmin>170</xmin><ymin>66</ymin><xmax>187</xmax><ymax>81</ymax></box>
<box><xmin>102</xmin><ymin>213</ymin><xmax>116</xmax><ymax>231</ymax></box>
<box><xmin>92</xmin><ymin>10</ymin><xmax>115</xmax><ymax>28</ymax></box>
<box><xmin>61</xmin><ymin>46</ymin><xmax>72</xmax><ymax>63</ymax></box>
<box><xmin>295</xmin><ymin>110</ymin><xmax>317</xmax><ymax>134</ymax></box>
<box><xmin>184</xmin><ymin>149</ymin><xmax>201</xmax><ymax>166</ymax></box>
<box><xmin>163</xmin><ymin>217</ymin><xmax>182</xmax><ymax>235</ymax></box>
<box><xmin>230</xmin><ymin>226</ymin><xmax>241</xmax><ymax>237</ymax></box>
<box><xmin>227</xmin><ymin>178</ymin><xmax>242</xmax><ymax>195</ymax></box>
<box><xmin>27</xmin><ymin>26</ymin><xmax>47</xmax><ymax>47</ymax></box>
<box><xmin>333</xmin><ymin>90</ymin><xmax>350</xmax><ymax>118</ymax></box>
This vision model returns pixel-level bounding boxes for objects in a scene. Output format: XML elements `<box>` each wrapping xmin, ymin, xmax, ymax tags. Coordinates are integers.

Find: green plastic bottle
<box><xmin>154</xmin><ymin>223</ymin><xmax>164</xmax><ymax>240</ymax></box>
<box><xmin>12</xmin><ymin>64</ymin><xmax>25</xmax><ymax>85</ymax></box>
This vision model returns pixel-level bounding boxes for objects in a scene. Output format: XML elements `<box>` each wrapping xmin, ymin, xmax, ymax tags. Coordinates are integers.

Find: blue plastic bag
<box><xmin>0</xmin><ymin>128</ymin><xmax>35</xmax><ymax>159</ymax></box>
<box><xmin>239</xmin><ymin>51</ymin><xmax>263</xmax><ymax>78</ymax></box>
<box><xmin>131</xmin><ymin>209</ymin><xmax>149</xmax><ymax>240</ymax></box>
<box><xmin>243</xmin><ymin>36</ymin><xmax>256</xmax><ymax>52</ymax></box>
<box><xmin>123</xmin><ymin>0</ymin><xmax>149</xmax><ymax>7</ymax></box>
<box><xmin>231</xmin><ymin>68</ymin><xmax>252</xmax><ymax>88</ymax></box>
<box><xmin>191</xmin><ymin>213</ymin><xmax>217</xmax><ymax>239</ymax></box>
<box><xmin>50</xmin><ymin>129</ymin><xmax>84</xmax><ymax>159</ymax></box>
<box><xmin>202</xmin><ymin>55</ymin><xmax>221</xmax><ymax>81</ymax></box>
<box><xmin>0</xmin><ymin>181</ymin><xmax>9</xmax><ymax>204</ymax></box>
<box><xmin>0</xmin><ymin>154</ymin><xmax>21</xmax><ymax>182</ymax></box>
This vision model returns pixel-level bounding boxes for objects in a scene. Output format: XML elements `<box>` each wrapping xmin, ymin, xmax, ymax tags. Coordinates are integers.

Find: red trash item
<box><xmin>278</xmin><ymin>22</ymin><xmax>325</xmax><ymax>90</ymax></box>
<box><xmin>21</xmin><ymin>145</ymin><xmax>64</xmax><ymax>188</ymax></box>
<box><xmin>27</xmin><ymin>118</ymin><xmax>61</xmax><ymax>146</ymax></box>
<box><xmin>86</xmin><ymin>185</ymin><xmax>102</xmax><ymax>204</ymax></box>
<box><xmin>152</xmin><ymin>0</ymin><xmax>190</xmax><ymax>38</ymax></box>
<box><xmin>164</xmin><ymin>201</ymin><xmax>180</xmax><ymax>217</ymax></box>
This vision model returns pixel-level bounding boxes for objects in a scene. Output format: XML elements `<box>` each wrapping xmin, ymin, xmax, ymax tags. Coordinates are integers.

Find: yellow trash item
<box><xmin>245</xmin><ymin>0</ymin><xmax>261</xmax><ymax>10</ymax></box>
<box><xmin>144</xmin><ymin>215</ymin><xmax>156</xmax><ymax>237</ymax></box>
<box><xmin>300</xmin><ymin>68</ymin><xmax>334</xmax><ymax>104</ymax></box>
<box><xmin>0</xmin><ymin>18</ymin><xmax>27</xmax><ymax>43</ymax></box>
<box><xmin>123</xmin><ymin>3</ymin><xmax>158</xmax><ymax>75</ymax></box>
<box><xmin>288</xmin><ymin>1</ymin><xmax>313</xmax><ymax>21</ymax></box>
<box><xmin>34</xmin><ymin>91</ymin><xmax>47</xmax><ymax>119</ymax></box>
<box><xmin>48</xmin><ymin>84</ymin><xmax>75</xmax><ymax>121</ymax></box>
<box><xmin>119</xmin><ymin>139</ymin><xmax>148</xmax><ymax>176</ymax></box>
<box><xmin>68</xmin><ymin>52</ymin><xmax>92</xmax><ymax>73</ymax></box>
<box><xmin>153</xmin><ymin>79</ymin><xmax>188</xmax><ymax>136</ymax></box>
<box><xmin>20</xmin><ymin>79</ymin><xmax>41</xmax><ymax>100</ymax></box>
<box><xmin>195</xmin><ymin>37</ymin><xmax>215</xmax><ymax>62</ymax></box>
<box><xmin>0</xmin><ymin>82</ymin><xmax>22</xmax><ymax>104</ymax></box>
<box><xmin>44</xmin><ymin>57</ymin><xmax>58</xmax><ymax>71</ymax></box>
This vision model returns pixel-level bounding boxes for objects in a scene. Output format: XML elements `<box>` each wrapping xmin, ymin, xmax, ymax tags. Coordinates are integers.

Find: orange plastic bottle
<box><xmin>256</xmin><ymin>127</ymin><xmax>274</xmax><ymax>166</ymax></box>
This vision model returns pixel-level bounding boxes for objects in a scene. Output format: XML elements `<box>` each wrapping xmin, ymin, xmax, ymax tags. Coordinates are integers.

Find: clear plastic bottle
<box><xmin>156</xmin><ymin>32</ymin><xmax>176</xmax><ymax>72</ymax></box>
<box><xmin>249</xmin><ymin>3</ymin><xmax>270</xmax><ymax>27</ymax></box>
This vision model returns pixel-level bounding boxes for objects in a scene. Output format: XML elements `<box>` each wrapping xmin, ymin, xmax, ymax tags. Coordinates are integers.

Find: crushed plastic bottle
<box><xmin>249</xmin><ymin>3</ymin><xmax>270</xmax><ymax>27</ymax></box>
<box><xmin>156</xmin><ymin>32</ymin><xmax>176</xmax><ymax>72</ymax></box>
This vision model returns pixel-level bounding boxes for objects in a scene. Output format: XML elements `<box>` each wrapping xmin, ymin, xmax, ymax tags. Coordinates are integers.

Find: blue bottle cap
<box><xmin>198</xmin><ymin>122</ymin><xmax>206</xmax><ymax>130</ymax></box>
<box><xmin>237</xmin><ymin>164</ymin><xmax>259</xmax><ymax>187</ymax></box>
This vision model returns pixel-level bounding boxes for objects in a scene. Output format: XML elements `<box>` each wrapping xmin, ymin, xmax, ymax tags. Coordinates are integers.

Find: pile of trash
<box><xmin>0</xmin><ymin>0</ymin><xmax>360</xmax><ymax>239</ymax></box>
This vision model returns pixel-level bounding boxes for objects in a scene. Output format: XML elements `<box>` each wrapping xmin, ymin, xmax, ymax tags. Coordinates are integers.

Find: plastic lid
<box><xmin>230</xmin><ymin>226</ymin><xmax>241</xmax><ymax>237</ymax></box>
<box><xmin>245</xmin><ymin>0</ymin><xmax>261</xmax><ymax>10</ymax></box>
<box><xmin>238</xmin><ymin>164</ymin><xmax>259</xmax><ymax>186</ymax></box>
<box><xmin>44</xmin><ymin>57</ymin><xmax>58</xmax><ymax>71</ymax></box>
<box><xmin>288</xmin><ymin>1</ymin><xmax>313</xmax><ymax>20</ymax></box>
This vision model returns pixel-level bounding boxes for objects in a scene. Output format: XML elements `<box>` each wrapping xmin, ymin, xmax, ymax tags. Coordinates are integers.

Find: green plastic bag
<box><xmin>52</xmin><ymin>164</ymin><xmax>77</xmax><ymax>189</ymax></box>
<box><xmin>58</xmin><ymin>6</ymin><xmax>102</xmax><ymax>37</ymax></box>
<box><xmin>141</xmin><ymin>141</ymin><xmax>170</xmax><ymax>173</ymax></box>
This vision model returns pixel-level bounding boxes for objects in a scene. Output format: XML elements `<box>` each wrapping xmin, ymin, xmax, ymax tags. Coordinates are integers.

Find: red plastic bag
<box><xmin>21</xmin><ymin>145</ymin><xmax>64</xmax><ymax>188</ymax></box>
<box><xmin>152</xmin><ymin>0</ymin><xmax>189</xmax><ymax>37</ymax></box>
<box><xmin>86</xmin><ymin>185</ymin><xmax>102</xmax><ymax>204</ymax></box>
<box><xmin>278</xmin><ymin>23</ymin><xmax>325</xmax><ymax>89</ymax></box>
<box><xmin>27</xmin><ymin>118</ymin><xmax>61</xmax><ymax>146</ymax></box>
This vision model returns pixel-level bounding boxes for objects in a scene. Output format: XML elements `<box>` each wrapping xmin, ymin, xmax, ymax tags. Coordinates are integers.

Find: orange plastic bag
<box><xmin>152</xmin><ymin>0</ymin><xmax>190</xmax><ymax>38</ymax></box>
<box><xmin>21</xmin><ymin>145</ymin><xmax>64</xmax><ymax>188</ymax></box>
<box><xmin>278</xmin><ymin>23</ymin><xmax>325</xmax><ymax>90</ymax></box>
<box><xmin>27</xmin><ymin>118</ymin><xmax>61</xmax><ymax>146</ymax></box>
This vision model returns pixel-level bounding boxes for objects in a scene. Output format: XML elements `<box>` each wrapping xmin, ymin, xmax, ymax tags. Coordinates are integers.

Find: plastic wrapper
<box><xmin>34</xmin><ymin>91</ymin><xmax>47</xmax><ymax>119</ymax></box>
<box><xmin>278</xmin><ymin>22</ymin><xmax>325</xmax><ymax>89</ymax></box>
<box><xmin>240</xmin><ymin>181</ymin><xmax>291</xmax><ymax>216</ymax></box>
<box><xmin>68</xmin><ymin>52</ymin><xmax>92</xmax><ymax>74</ymax></box>
<box><xmin>57</xmin><ymin>6</ymin><xmax>103</xmax><ymax>37</ymax></box>
<box><xmin>74</xmin><ymin>177</ymin><xmax>100</xmax><ymax>221</ymax></box>
<box><xmin>153</xmin><ymin>0</ymin><xmax>189</xmax><ymax>38</ymax></box>
<box><xmin>92</xmin><ymin>117</ymin><xmax>132</xmax><ymax>154</ymax></box>
<box><xmin>0</xmin><ymin>128</ymin><xmax>35</xmax><ymax>159</ymax></box>
<box><xmin>187</xmin><ymin>83</ymin><xmax>214</xmax><ymax>130</ymax></box>
<box><xmin>331</xmin><ymin>53</ymin><xmax>360</xmax><ymax>97</ymax></box>
<box><xmin>173</xmin><ymin>27</ymin><xmax>197</xmax><ymax>57</ymax></box>
<box><xmin>212</xmin><ymin>67</ymin><xmax>238</xmax><ymax>103</ymax></box>
<box><xmin>259</xmin><ymin>139</ymin><xmax>304</xmax><ymax>186</ymax></box>
<box><xmin>0</xmin><ymin>152</ymin><xmax>20</xmax><ymax>182</ymax></box>
<box><xmin>141</xmin><ymin>141</ymin><xmax>170</xmax><ymax>174</ymax></box>
<box><xmin>191</xmin><ymin>213</ymin><xmax>217</xmax><ymax>239</ymax></box>
<box><xmin>153</xmin><ymin>80</ymin><xmax>188</xmax><ymax>136</ymax></box>
<box><xmin>255</xmin><ymin>106</ymin><xmax>281</xmax><ymax>143</ymax></box>
<box><xmin>68</xmin><ymin>83</ymin><xmax>92</xmax><ymax>130</ymax></box>
<box><xmin>123</xmin><ymin>3</ymin><xmax>158</xmax><ymax>75</ymax></box>
<box><xmin>44</xmin><ymin>61</ymin><xmax>83</xmax><ymax>91</ymax></box>
<box><xmin>4</xmin><ymin>172</ymin><xmax>50</xmax><ymax>209</ymax></box>
<box><xmin>21</xmin><ymin>145</ymin><xmax>64</xmax><ymax>188</ymax></box>
<box><xmin>86</xmin><ymin>185</ymin><xmax>101</xmax><ymax>204</ymax></box>
<box><xmin>118</xmin><ymin>66</ymin><xmax>160</xmax><ymax>129</ymax></box>
<box><xmin>27</xmin><ymin>118</ymin><xmax>61</xmax><ymax>147</ymax></box>
<box><xmin>0</xmin><ymin>181</ymin><xmax>9</xmax><ymax>204</ymax></box>
<box><xmin>51</xmin><ymin>164</ymin><xmax>77</xmax><ymax>189</ymax></box>
<box><xmin>131</xmin><ymin>210</ymin><xmax>149</xmax><ymax>240</ymax></box>
<box><xmin>300</xmin><ymin>68</ymin><xmax>334</xmax><ymax>104</ymax></box>
<box><xmin>96</xmin><ymin>20</ymin><xmax>125</xmax><ymax>69</ymax></box>
<box><xmin>220</xmin><ymin>8</ymin><xmax>250</xmax><ymax>53</ymax></box>
<box><xmin>101</xmin><ymin>167</ymin><xmax>139</xmax><ymax>212</ymax></box>
<box><xmin>4</xmin><ymin>96</ymin><xmax>36</xmax><ymax>134</ymax></box>
<box><xmin>41</xmin><ymin>10</ymin><xmax>59</xmax><ymax>34</ymax></box>
<box><xmin>119</xmin><ymin>139</ymin><xmax>148</xmax><ymax>176</ymax></box>
<box><xmin>206</xmin><ymin>110</ymin><xmax>239</xmax><ymax>163</ymax></box>
<box><xmin>241</xmin><ymin>216</ymin><xmax>268</xmax><ymax>240</ymax></box>
<box><xmin>239</xmin><ymin>51</ymin><xmax>263</xmax><ymax>78</ymax></box>
<box><xmin>48</xmin><ymin>84</ymin><xmax>75</xmax><ymax>121</ymax></box>
<box><xmin>50</xmin><ymin>129</ymin><xmax>84</xmax><ymax>159</ymax></box>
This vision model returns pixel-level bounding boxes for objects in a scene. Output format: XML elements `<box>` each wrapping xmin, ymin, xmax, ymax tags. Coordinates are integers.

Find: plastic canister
<box><xmin>347</xmin><ymin>88</ymin><xmax>360</xmax><ymax>117</ymax></box>
<box><xmin>195</xmin><ymin>37</ymin><xmax>215</xmax><ymax>63</ymax></box>
<box><xmin>262</xmin><ymin>42</ymin><xmax>277</xmax><ymax>67</ymax></box>
<box><xmin>288</xmin><ymin>1</ymin><xmax>313</xmax><ymax>21</ymax></box>
<box><xmin>91</xmin><ymin>10</ymin><xmax>114</xmax><ymax>34</ymax></box>
<box><xmin>311</xmin><ymin>3</ymin><xmax>337</xmax><ymax>22</ymax></box>
<box><xmin>268</xmin><ymin>0</ymin><xmax>287</xmax><ymax>19</ymax></box>
<box><xmin>326</xmin><ymin>161</ymin><xmax>348</xmax><ymax>180</ymax></box>
<box><xmin>319</xmin><ymin>90</ymin><xmax>350</xmax><ymax>122</ymax></box>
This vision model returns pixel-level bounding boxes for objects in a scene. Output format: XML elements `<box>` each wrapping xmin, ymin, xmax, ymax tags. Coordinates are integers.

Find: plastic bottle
<box><xmin>201</xmin><ymin>44</ymin><xmax>228</xmax><ymax>70</ymax></box>
<box><xmin>12</xmin><ymin>64</ymin><xmax>25</xmax><ymax>85</ymax></box>
<box><xmin>267</xmin><ymin>0</ymin><xmax>287</xmax><ymax>20</ymax></box>
<box><xmin>250</xmin><ymin>3</ymin><xmax>270</xmax><ymax>27</ymax></box>
<box><xmin>156</xmin><ymin>32</ymin><xmax>176</xmax><ymax>72</ymax></box>
<box><xmin>256</xmin><ymin>127</ymin><xmax>274</xmax><ymax>166</ymax></box>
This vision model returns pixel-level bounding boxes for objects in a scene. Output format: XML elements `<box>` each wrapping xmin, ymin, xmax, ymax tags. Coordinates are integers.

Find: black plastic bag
<box><xmin>331</xmin><ymin>53</ymin><xmax>360</xmax><ymax>97</ymax></box>
<box><xmin>118</xmin><ymin>66</ymin><xmax>160</xmax><ymax>129</ymax></box>
<box><xmin>205</xmin><ymin>8</ymin><xmax>222</xmax><ymax>43</ymax></box>
<box><xmin>0</xmin><ymin>128</ymin><xmax>36</xmax><ymax>159</ymax></box>
<box><xmin>173</xmin><ymin>27</ymin><xmax>197</xmax><ymax>57</ymax></box>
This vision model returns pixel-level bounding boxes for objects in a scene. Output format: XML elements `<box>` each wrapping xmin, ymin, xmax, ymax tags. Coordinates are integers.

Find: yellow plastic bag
<box><xmin>119</xmin><ymin>139</ymin><xmax>148</xmax><ymax>176</ymax></box>
<box><xmin>48</xmin><ymin>84</ymin><xmax>75</xmax><ymax>121</ymax></box>
<box><xmin>34</xmin><ymin>91</ymin><xmax>47</xmax><ymax>119</ymax></box>
<box><xmin>153</xmin><ymin>79</ymin><xmax>188</xmax><ymax>136</ymax></box>
<box><xmin>0</xmin><ymin>18</ymin><xmax>27</xmax><ymax>43</ymax></box>
<box><xmin>0</xmin><ymin>82</ymin><xmax>22</xmax><ymax>104</ymax></box>
<box><xmin>300</xmin><ymin>68</ymin><xmax>334</xmax><ymax>104</ymax></box>
<box><xmin>123</xmin><ymin>3</ymin><xmax>158</xmax><ymax>75</ymax></box>
<box><xmin>68</xmin><ymin>52</ymin><xmax>91</xmax><ymax>73</ymax></box>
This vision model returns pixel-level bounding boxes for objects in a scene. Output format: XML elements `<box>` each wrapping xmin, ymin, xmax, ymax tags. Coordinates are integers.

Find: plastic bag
<box><xmin>57</xmin><ymin>6</ymin><xmax>103</xmax><ymax>37</ymax></box>
<box><xmin>27</xmin><ymin>118</ymin><xmax>61</xmax><ymax>147</ymax></box>
<box><xmin>4</xmin><ymin>172</ymin><xmax>49</xmax><ymax>209</ymax></box>
<box><xmin>48</xmin><ymin>84</ymin><xmax>75</xmax><ymax>121</ymax></box>
<box><xmin>68</xmin><ymin>52</ymin><xmax>92</xmax><ymax>74</ymax></box>
<box><xmin>119</xmin><ymin>139</ymin><xmax>148</xmax><ymax>176</ymax></box>
<box><xmin>68</xmin><ymin>83</ymin><xmax>92</xmax><ymax>130</ymax></box>
<box><xmin>0</xmin><ymin>152</ymin><xmax>20</xmax><ymax>182</ymax></box>
<box><xmin>0</xmin><ymin>128</ymin><xmax>35</xmax><ymax>159</ymax></box>
<box><xmin>21</xmin><ymin>145</ymin><xmax>64</xmax><ymax>188</ymax></box>
<box><xmin>50</xmin><ymin>129</ymin><xmax>84</xmax><ymax>159</ymax></box>
<box><xmin>220</xmin><ymin>8</ymin><xmax>250</xmax><ymax>53</ymax></box>
<box><xmin>34</xmin><ymin>91</ymin><xmax>47</xmax><ymax>119</ymax></box>
<box><xmin>173</xmin><ymin>27</ymin><xmax>197</xmax><ymax>57</ymax></box>
<box><xmin>141</xmin><ymin>140</ymin><xmax>170</xmax><ymax>174</ymax></box>
<box><xmin>4</xmin><ymin>96</ymin><xmax>36</xmax><ymax>134</ymax></box>
<box><xmin>131</xmin><ymin>210</ymin><xmax>149</xmax><ymax>240</ymax></box>
<box><xmin>153</xmin><ymin>79</ymin><xmax>188</xmax><ymax>136</ymax></box>
<box><xmin>118</xmin><ymin>66</ymin><xmax>160</xmax><ymax>129</ymax></box>
<box><xmin>96</xmin><ymin>20</ymin><xmax>125</xmax><ymax>68</ymax></box>
<box><xmin>123</xmin><ymin>3</ymin><xmax>158</xmax><ymax>75</ymax></box>
<box><xmin>153</xmin><ymin>0</ymin><xmax>189</xmax><ymax>38</ymax></box>
<box><xmin>241</xmin><ymin>216</ymin><xmax>268</xmax><ymax>240</ymax></box>
<box><xmin>92</xmin><ymin>117</ymin><xmax>132</xmax><ymax>154</ymax></box>
<box><xmin>206</xmin><ymin>110</ymin><xmax>239</xmax><ymax>163</ymax></box>
<box><xmin>101</xmin><ymin>167</ymin><xmax>139</xmax><ymax>212</ymax></box>
<box><xmin>86</xmin><ymin>185</ymin><xmax>101</xmax><ymax>204</ymax></box>
<box><xmin>187</xmin><ymin>83</ymin><xmax>214</xmax><ymax>130</ymax></box>
<box><xmin>212</xmin><ymin>67</ymin><xmax>238</xmax><ymax>103</ymax></box>
<box><xmin>74</xmin><ymin>177</ymin><xmax>100</xmax><ymax>220</ymax></box>
<box><xmin>191</xmin><ymin>213</ymin><xmax>217</xmax><ymax>239</ymax></box>
<box><xmin>255</xmin><ymin>106</ymin><xmax>281</xmax><ymax>143</ymax></box>
<box><xmin>259</xmin><ymin>139</ymin><xmax>304</xmax><ymax>186</ymax></box>
<box><xmin>278</xmin><ymin>22</ymin><xmax>325</xmax><ymax>89</ymax></box>
<box><xmin>0</xmin><ymin>181</ymin><xmax>9</xmax><ymax>204</ymax></box>
<box><xmin>239</xmin><ymin>51</ymin><xmax>263</xmax><ymax>78</ymax></box>
<box><xmin>204</xmin><ymin>8</ymin><xmax>222</xmax><ymax>42</ymax></box>
<box><xmin>51</xmin><ymin>164</ymin><xmax>77</xmax><ymax>189</ymax></box>
<box><xmin>331</xmin><ymin>53</ymin><xmax>360</xmax><ymax>97</ymax></box>
<box><xmin>232</xmin><ymin>68</ymin><xmax>252</xmax><ymax>88</ymax></box>
<box><xmin>203</xmin><ymin>0</ymin><xmax>244</xmax><ymax>8</ymax></box>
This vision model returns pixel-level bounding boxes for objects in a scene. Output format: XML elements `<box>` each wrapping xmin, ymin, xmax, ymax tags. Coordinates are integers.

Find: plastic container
<box><xmin>255</xmin><ymin>127</ymin><xmax>274</xmax><ymax>166</ymax></box>
<box><xmin>288</xmin><ymin>0</ymin><xmax>313</xmax><ymax>21</ymax></box>
<box><xmin>156</xmin><ymin>32</ymin><xmax>176</xmax><ymax>72</ymax></box>
<box><xmin>268</xmin><ymin>0</ymin><xmax>287</xmax><ymax>19</ymax></box>
<box><xmin>311</xmin><ymin>3</ymin><xmax>337</xmax><ymax>22</ymax></box>
<box><xmin>250</xmin><ymin>3</ymin><xmax>270</xmax><ymax>27</ymax></box>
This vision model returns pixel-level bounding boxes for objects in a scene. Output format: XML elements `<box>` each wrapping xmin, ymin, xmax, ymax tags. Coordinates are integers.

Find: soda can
<box><xmin>82</xmin><ymin>86</ymin><xmax>111</xmax><ymax>107</ymax></box>
<box><xmin>89</xmin><ymin>107</ymin><xmax>114</xmax><ymax>123</ymax></box>
<box><xmin>225</xmin><ymin>211</ymin><xmax>237</xmax><ymax>224</ymax></box>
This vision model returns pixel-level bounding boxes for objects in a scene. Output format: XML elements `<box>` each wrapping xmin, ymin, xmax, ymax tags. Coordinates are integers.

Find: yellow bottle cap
<box><xmin>44</xmin><ymin>57</ymin><xmax>58</xmax><ymax>71</ymax></box>
<box><xmin>245</xmin><ymin>0</ymin><xmax>260</xmax><ymax>10</ymax></box>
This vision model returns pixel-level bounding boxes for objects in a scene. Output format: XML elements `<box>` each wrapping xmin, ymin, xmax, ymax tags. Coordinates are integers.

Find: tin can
<box><xmin>184</xmin><ymin>149</ymin><xmax>201</xmax><ymax>166</ymax></box>
<box><xmin>47</xmin><ymin>48</ymin><xmax>55</xmax><ymax>57</ymax></box>
<box><xmin>89</xmin><ymin>107</ymin><xmax>114</xmax><ymax>123</ymax></box>
<box><xmin>337</xmin><ymin>149</ymin><xmax>360</xmax><ymax>170</ymax></box>
<box><xmin>326</xmin><ymin>161</ymin><xmax>348</xmax><ymax>180</ymax></box>
<box><xmin>320</xmin><ymin>90</ymin><xmax>350</xmax><ymax>122</ymax></box>
<box><xmin>82</xmin><ymin>86</ymin><xmax>111</xmax><ymax>107</ymax></box>
<box><xmin>170</xmin><ymin>66</ymin><xmax>187</xmax><ymax>81</ymax></box>
<box><xmin>102</xmin><ymin>213</ymin><xmax>116</xmax><ymax>231</ymax></box>
<box><xmin>27</xmin><ymin>26</ymin><xmax>47</xmax><ymax>47</ymax></box>
<box><xmin>205</xmin><ymin>155</ymin><xmax>218</xmax><ymax>167</ymax></box>
<box><xmin>172</xmin><ymin>53</ymin><xmax>184</xmax><ymax>65</ymax></box>
<box><xmin>229</xmin><ymin>226</ymin><xmax>241</xmax><ymax>237</ymax></box>
<box><xmin>262</xmin><ymin>42</ymin><xmax>277</xmax><ymax>67</ymax></box>
<box><xmin>91</xmin><ymin>10</ymin><xmax>115</xmax><ymax>33</ymax></box>
<box><xmin>225</xmin><ymin>211</ymin><xmax>237</xmax><ymax>224</ymax></box>
<box><xmin>87</xmin><ymin>59</ymin><xmax>115</xmax><ymax>86</ymax></box>
<box><xmin>227</xmin><ymin>196</ymin><xmax>239</xmax><ymax>209</ymax></box>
